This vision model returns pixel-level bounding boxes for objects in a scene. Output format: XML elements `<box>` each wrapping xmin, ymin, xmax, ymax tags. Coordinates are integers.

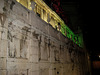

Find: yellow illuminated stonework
<box><xmin>16</xmin><ymin>0</ymin><xmax>32</xmax><ymax>10</ymax></box>
<box><xmin>16</xmin><ymin>0</ymin><xmax>83</xmax><ymax>47</ymax></box>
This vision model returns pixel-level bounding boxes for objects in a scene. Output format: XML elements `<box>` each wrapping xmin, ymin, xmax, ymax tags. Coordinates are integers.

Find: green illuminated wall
<box><xmin>60</xmin><ymin>23</ymin><xmax>83</xmax><ymax>47</ymax></box>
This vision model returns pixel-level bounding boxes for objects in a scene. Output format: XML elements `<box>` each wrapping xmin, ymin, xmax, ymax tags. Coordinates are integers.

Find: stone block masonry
<box><xmin>0</xmin><ymin>0</ymin><xmax>89</xmax><ymax>75</ymax></box>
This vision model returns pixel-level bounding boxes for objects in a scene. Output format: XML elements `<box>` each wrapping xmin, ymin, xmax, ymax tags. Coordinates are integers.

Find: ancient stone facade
<box><xmin>0</xmin><ymin>0</ymin><xmax>89</xmax><ymax>75</ymax></box>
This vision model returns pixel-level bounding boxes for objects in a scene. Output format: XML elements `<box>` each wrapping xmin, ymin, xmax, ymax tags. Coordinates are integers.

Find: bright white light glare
<box><xmin>99</xmin><ymin>55</ymin><xmax>100</xmax><ymax>58</ymax></box>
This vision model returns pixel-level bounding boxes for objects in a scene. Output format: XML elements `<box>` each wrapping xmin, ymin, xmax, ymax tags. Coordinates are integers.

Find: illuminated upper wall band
<box><xmin>16</xmin><ymin>0</ymin><xmax>83</xmax><ymax>47</ymax></box>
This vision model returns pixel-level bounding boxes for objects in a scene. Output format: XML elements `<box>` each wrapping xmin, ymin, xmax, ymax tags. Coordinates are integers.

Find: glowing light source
<box><xmin>99</xmin><ymin>55</ymin><xmax>100</xmax><ymax>58</ymax></box>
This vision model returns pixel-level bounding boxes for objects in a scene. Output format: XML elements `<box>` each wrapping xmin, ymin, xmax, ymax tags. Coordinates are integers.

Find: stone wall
<box><xmin>0</xmin><ymin>0</ymin><xmax>89</xmax><ymax>75</ymax></box>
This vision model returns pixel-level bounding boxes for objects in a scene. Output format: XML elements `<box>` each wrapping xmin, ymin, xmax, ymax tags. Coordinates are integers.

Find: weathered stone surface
<box><xmin>29</xmin><ymin>54</ymin><xmax>39</xmax><ymax>62</ymax></box>
<box><xmin>0</xmin><ymin>70</ymin><xmax>6</xmax><ymax>75</ymax></box>
<box><xmin>0</xmin><ymin>58</ymin><xmax>6</xmax><ymax>69</ymax></box>
<box><xmin>0</xmin><ymin>0</ymin><xmax>4</xmax><ymax>13</ymax></box>
<box><xmin>0</xmin><ymin>0</ymin><xmax>89</xmax><ymax>75</ymax></box>
<box><xmin>0</xmin><ymin>39</ymin><xmax>7</xmax><ymax>57</ymax></box>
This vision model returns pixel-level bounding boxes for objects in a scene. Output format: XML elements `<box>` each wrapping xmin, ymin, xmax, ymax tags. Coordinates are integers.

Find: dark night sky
<box><xmin>44</xmin><ymin>0</ymin><xmax>100</xmax><ymax>55</ymax></box>
<box><xmin>61</xmin><ymin>0</ymin><xmax>100</xmax><ymax>55</ymax></box>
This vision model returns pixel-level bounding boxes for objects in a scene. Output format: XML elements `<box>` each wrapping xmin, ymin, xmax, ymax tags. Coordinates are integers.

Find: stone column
<box><xmin>41</xmin><ymin>8</ymin><xmax>44</xmax><ymax>20</ymax></box>
<box><xmin>0</xmin><ymin>0</ymin><xmax>8</xmax><ymax>75</ymax></box>
<box><xmin>31</xmin><ymin>1</ymin><xmax>36</xmax><ymax>12</ymax></box>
